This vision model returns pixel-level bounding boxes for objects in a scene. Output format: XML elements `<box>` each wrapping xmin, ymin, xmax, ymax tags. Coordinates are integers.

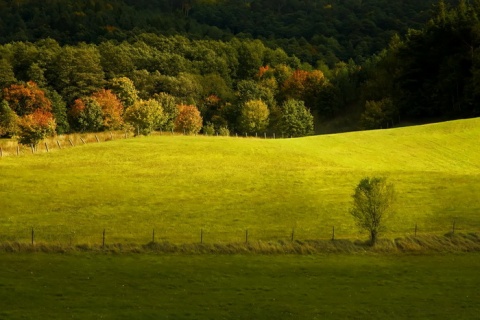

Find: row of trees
<box><xmin>0</xmin><ymin>78</ymin><xmax>314</xmax><ymax>147</ymax></box>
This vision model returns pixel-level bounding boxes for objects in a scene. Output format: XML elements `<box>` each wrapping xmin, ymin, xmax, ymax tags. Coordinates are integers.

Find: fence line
<box><xmin>0</xmin><ymin>130</ymin><xmax>289</xmax><ymax>158</ymax></box>
<box><xmin>2</xmin><ymin>221</ymin><xmax>477</xmax><ymax>248</ymax></box>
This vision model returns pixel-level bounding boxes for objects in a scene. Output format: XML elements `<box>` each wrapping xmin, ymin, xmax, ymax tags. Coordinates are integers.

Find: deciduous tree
<box><xmin>91</xmin><ymin>89</ymin><xmax>124</xmax><ymax>130</ymax></box>
<box><xmin>124</xmin><ymin>99</ymin><xmax>164</xmax><ymax>136</ymax></box>
<box><xmin>175</xmin><ymin>104</ymin><xmax>203</xmax><ymax>134</ymax></box>
<box><xmin>350</xmin><ymin>177</ymin><xmax>396</xmax><ymax>245</ymax></box>
<box><xmin>0</xmin><ymin>100</ymin><xmax>18</xmax><ymax>137</ymax></box>
<box><xmin>2</xmin><ymin>81</ymin><xmax>52</xmax><ymax>116</ymax></box>
<box><xmin>238</xmin><ymin>99</ymin><xmax>269</xmax><ymax>134</ymax></box>
<box><xmin>109</xmin><ymin>77</ymin><xmax>139</xmax><ymax>108</ymax></box>
<box><xmin>277</xmin><ymin>99</ymin><xmax>314</xmax><ymax>137</ymax></box>
<box><xmin>17</xmin><ymin>109</ymin><xmax>56</xmax><ymax>147</ymax></box>
<box><xmin>68</xmin><ymin>97</ymin><xmax>104</xmax><ymax>132</ymax></box>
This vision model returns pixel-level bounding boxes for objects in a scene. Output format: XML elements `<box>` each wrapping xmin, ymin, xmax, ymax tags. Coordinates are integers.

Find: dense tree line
<box><xmin>0</xmin><ymin>35</ymin><xmax>320</xmax><ymax>144</ymax></box>
<box><xmin>0</xmin><ymin>0</ymin><xmax>451</xmax><ymax>64</ymax></box>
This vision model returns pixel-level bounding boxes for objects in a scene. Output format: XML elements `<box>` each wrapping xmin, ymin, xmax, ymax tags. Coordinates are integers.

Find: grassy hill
<box><xmin>0</xmin><ymin>118</ymin><xmax>479</xmax><ymax>245</ymax></box>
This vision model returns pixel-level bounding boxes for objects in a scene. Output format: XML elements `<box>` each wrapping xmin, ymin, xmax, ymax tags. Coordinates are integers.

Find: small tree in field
<box><xmin>350</xmin><ymin>177</ymin><xmax>396</xmax><ymax>246</ymax></box>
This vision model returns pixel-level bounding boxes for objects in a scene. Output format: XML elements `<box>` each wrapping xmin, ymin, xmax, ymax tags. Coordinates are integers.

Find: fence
<box><xmin>1</xmin><ymin>220</ymin><xmax>476</xmax><ymax>249</ymax></box>
<box><xmin>0</xmin><ymin>130</ymin><xmax>288</xmax><ymax>158</ymax></box>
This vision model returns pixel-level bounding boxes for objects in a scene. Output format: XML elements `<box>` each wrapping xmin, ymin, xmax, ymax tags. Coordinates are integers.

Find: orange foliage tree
<box><xmin>91</xmin><ymin>89</ymin><xmax>124</xmax><ymax>130</ymax></box>
<box><xmin>17</xmin><ymin>109</ymin><xmax>56</xmax><ymax>147</ymax></box>
<box><xmin>2</xmin><ymin>81</ymin><xmax>52</xmax><ymax>116</ymax></box>
<box><xmin>175</xmin><ymin>104</ymin><xmax>203</xmax><ymax>134</ymax></box>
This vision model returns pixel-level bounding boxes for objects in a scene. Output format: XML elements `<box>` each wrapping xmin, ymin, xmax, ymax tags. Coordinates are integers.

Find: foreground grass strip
<box><xmin>0</xmin><ymin>253</ymin><xmax>479</xmax><ymax>319</ymax></box>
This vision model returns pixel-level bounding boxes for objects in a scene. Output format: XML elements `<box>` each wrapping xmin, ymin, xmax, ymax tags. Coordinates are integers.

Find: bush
<box><xmin>203</xmin><ymin>122</ymin><xmax>215</xmax><ymax>135</ymax></box>
<box><xmin>218</xmin><ymin>126</ymin><xmax>230</xmax><ymax>136</ymax></box>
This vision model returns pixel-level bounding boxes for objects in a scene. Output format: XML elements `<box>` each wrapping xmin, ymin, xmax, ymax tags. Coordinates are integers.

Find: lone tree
<box><xmin>350</xmin><ymin>177</ymin><xmax>396</xmax><ymax>245</ymax></box>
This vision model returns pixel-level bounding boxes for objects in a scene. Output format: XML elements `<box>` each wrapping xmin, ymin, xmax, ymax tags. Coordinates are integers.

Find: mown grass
<box><xmin>0</xmin><ymin>118</ymin><xmax>479</xmax><ymax>245</ymax></box>
<box><xmin>1</xmin><ymin>253</ymin><xmax>479</xmax><ymax>319</ymax></box>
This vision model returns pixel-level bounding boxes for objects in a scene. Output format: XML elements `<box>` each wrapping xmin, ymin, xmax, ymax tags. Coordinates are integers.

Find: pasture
<box><xmin>0</xmin><ymin>118</ymin><xmax>479</xmax><ymax>245</ymax></box>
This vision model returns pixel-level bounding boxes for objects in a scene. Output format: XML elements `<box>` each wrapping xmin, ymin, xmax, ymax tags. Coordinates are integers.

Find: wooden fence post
<box><xmin>0</xmin><ymin>147</ymin><xmax>3</xmax><ymax>157</ymax></box>
<box><xmin>57</xmin><ymin>141</ymin><xmax>61</xmax><ymax>149</ymax></box>
<box><xmin>69</xmin><ymin>138</ymin><xmax>74</xmax><ymax>147</ymax></box>
<box><xmin>102</xmin><ymin>229</ymin><xmax>106</xmax><ymax>249</ymax></box>
<box><xmin>95</xmin><ymin>135</ymin><xmax>100</xmax><ymax>143</ymax></box>
<box><xmin>80</xmin><ymin>138</ymin><xmax>86</xmax><ymax>144</ymax></box>
<box><xmin>31</xmin><ymin>228</ymin><xmax>35</xmax><ymax>245</ymax></box>
<box><xmin>45</xmin><ymin>142</ymin><xmax>49</xmax><ymax>152</ymax></box>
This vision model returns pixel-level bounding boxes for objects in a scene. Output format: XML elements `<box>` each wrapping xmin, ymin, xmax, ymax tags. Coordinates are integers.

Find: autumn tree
<box><xmin>175</xmin><ymin>104</ymin><xmax>203</xmax><ymax>134</ymax></box>
<box><xmin>17</xmin><ymin>109</ymin><xmax>56</xmax><ymax>148</ymax></box>
<box><xmin>350</xmin><ymin>177</ymin><xmax>396</xmax><ymax>245</ymax></box>
<box><xmin>91</xmin><ymin>89</ymin><xmax>124</xmax><ymax>130</ymax></box>
<box><xmin>2</xmin><ymin>81</ymin><xmax>52</xmax><ymax>116</ymax></box>
<box><xmin>124</xmin><ymin>99</ymin><xmax>165</xmax><ymax>136</ymax></box>
<box><xmin>238</xmin><ymin>99</ymin><xmax>270</xmax><ymax>134</ymax></box>
<box><xmin>277</xmin><ymin>99</ymin><xmax>314</xmax><ymax>137</ymax></box>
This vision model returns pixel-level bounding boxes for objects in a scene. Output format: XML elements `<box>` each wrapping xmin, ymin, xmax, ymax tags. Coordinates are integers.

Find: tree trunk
<box><xmin>370</xmin><ymin>230</ymin><xmax>378</xmax><ymax>246</ymax></box>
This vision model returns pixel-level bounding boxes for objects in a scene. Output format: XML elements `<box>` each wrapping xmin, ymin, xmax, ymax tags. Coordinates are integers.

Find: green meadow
<box><xmin>0</xmin><ymin>118</ymin><xmax>479</xmax><ymax>245</ymax></box>
<box><xmin>1</xmin><ymin>253</ymin><xmax>479</xmax><ymax>319</ymax></box>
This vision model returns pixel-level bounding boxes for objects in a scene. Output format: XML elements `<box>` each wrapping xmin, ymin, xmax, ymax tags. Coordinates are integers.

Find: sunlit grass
<box><xmin>0</xmin><ymin>118</ymin><xmax>479</xmax><ymax>245</ymax></box>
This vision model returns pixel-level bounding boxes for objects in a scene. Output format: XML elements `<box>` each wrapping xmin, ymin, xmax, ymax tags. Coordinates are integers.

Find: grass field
<box><xmin>1</xmin><ymin>253</ymin><xmax>479</xmax><ymax>319</ymax></box>
<box><xmin>0</xmin><ymin>118</ymin><xmax>479</xmax><ymax>245</ymax></box>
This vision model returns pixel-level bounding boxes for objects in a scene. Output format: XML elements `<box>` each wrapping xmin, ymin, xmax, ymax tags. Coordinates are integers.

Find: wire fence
<box><xmin>1</xmin><ymin>221</ymin><xmax>477</xmax><ymax>248</ymax></box>
<box><xmin>0</xmin><ymin>130</ymin><xmax>287</xmax><ymax>158</ymax></box>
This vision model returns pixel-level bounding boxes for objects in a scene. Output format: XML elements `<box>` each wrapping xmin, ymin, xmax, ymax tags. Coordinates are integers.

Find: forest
<box><xmin>1</xmin><ymin>0</ymin><xmax>479</xmax><ymax>144</ymax></box>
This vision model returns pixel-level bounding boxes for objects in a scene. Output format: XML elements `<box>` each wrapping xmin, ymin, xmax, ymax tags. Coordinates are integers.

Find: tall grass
<box><xmin>0</xmin><ymin>118</ymin><xmax>479</xmax><ymax>245</ymax></box>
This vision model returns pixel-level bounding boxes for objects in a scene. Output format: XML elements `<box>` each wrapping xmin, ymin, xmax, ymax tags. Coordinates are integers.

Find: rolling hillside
<box><xmin>0</xmin><ymin>118</ymin><xmax>479</xmax><ymax>244</ymax></box>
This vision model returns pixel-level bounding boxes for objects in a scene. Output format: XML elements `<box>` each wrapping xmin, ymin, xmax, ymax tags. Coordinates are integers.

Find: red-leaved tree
<box><xmin>2</xmin><ymin>81</ymin><xmax>52</xmax><ymax>116</ymax></box>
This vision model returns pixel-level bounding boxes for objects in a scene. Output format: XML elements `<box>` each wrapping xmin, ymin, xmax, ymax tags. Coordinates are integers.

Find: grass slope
<box><xmin>0</xmin><ymin>118</ymin><xmax>479</xmax><ymax>245</ymax></box>
<box><xmin>1</xmin><ymin>253</ymin><xmax>479</xmax><ymax>319</ymax></box>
